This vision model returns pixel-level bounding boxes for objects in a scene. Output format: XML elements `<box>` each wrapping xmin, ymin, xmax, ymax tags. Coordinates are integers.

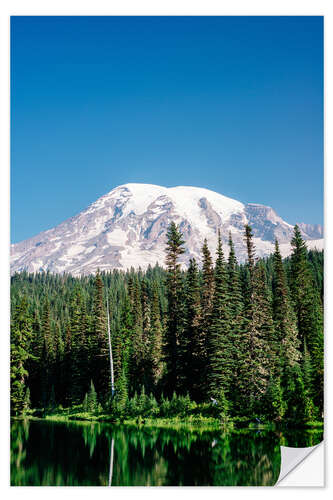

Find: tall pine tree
<box><xmin>183</xmin><ymin>258</ymin><xmax>204</xmax><ymax>400</ymax></box>
<box><xmin>208</xmin><ymin>232</ymin><xmax>233</xmax><ymax>401</ymax></box>
<box><xmin>289</xmin><ymin>225</ymin><xmax>324</xmax><ymax>413</ymax></box>
<box><xmin>164</xmin><ymin>222</ymin><xmax>185</xmax><ymax>395</ymax></box>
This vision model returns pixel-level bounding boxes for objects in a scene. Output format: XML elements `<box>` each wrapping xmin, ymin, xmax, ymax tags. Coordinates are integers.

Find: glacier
<box><xmin>10</xmin><ymin>183</ymin><xmax>324</xmax><ymax>276</ymax></box>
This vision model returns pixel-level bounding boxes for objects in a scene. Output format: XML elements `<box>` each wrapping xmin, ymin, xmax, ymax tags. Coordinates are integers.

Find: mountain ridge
<box><xmin>11</xmin><ymin>183</ymin><xmax>323</xmax><ymax>276</ymax></box>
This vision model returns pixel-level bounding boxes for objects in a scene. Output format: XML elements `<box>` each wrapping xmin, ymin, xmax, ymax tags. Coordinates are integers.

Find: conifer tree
<box><xmin>149</xmin><ymin>282</ymin><xmax>164</xmax><ymax>388</ymax></box>
<box><xmin>284</xmin><ymin>364</ymin><xmax>312</xmax><ymax>425</ymax></box>
<box><xmin>91</xmin><ymin>271</ymin><xmax>109</xmax><ymax>401</ymax></box>
<box><xmin>272</xmin><ymin>240</ymin><xmax>300</xmax><ymax>374</ymax></box>
<box><xmin>41</xmin><ymin>297</ymin><xmax>53</xmax><ymax>361</ymax></box>
<box><xmin>62</xmin><ymin>322</ymin><xmax>72</xmax><ymax>406</ymax></box>
<box><xmin>262</xmin><ymin>375</ymin><xmax>285</xmax><ymax>421</ymax></box>
<box><xmin>201</xmin><ymin>238</ymin><xmax>215</xmax><ymax>391</ymax></box>
<box><xmin>114</xmin><ymin>369</ymin><xmax>128</xmax><ymax>415</ymax></box>
<box><xmin>289</xmin><ymin>226</ymin><xmax>320</xmax><ymax>349</ymax></box>
<box><xmin>40</xmin><ymin>298</ymin><xmax>53</xmax><ymax>409</ymax></box>
<box><xmin>218</xmin><ymin>387</ymin><xmax>229</xmax><ymax>424</ymax></box>
<box><xmin>141</xmin><ymin>279</ymin><xmax>151</xmax><ymax>340</ymax></box>
<box><xmin>10</xmin><ymin>296</ymin><xmax>33</xmax><ymax>415</ymax></box>
<box><xmin>78</xmin><ymin>300</ymin><xmax>90</xmax><ymax>397</ymax></box>
<box><xmin>183</xmin><ymin>258</ymin><xmax>204</xmax><ymax>400</ymax></box>
<box><xmin>164</xmin><ymin>222</ymin><xmax>186</xmax><ymax>395</ymax></box>
<box><xmin>289</xmin><ymin>225</ymin><xmax>324</xmax><ymax>413</ymax></box>
<box><xmin>227</xmin><ymin>233</ymin><xmax>244</xmax><ymax>323</ymax></box>
<box><xmin>129</xmin><ymin>278</ymin><xmax>146</xmax><ymax>391</ymax></box>
<box><xmin>208</xmin><ymin>232</ymin><xmax>233</xmax><ymax>400</ymax></box>
<box><xmin>302</xmin><ymin>339</ymin><xmax>313</xmax><ymax>389</ymax></box>
<box><xmin>87</xmin><ymin>380</ymin><xmax>98</xmax><ymax>414</ymax></box>
<box><xmin>301</xmin><ymin>339</ymin><xmax>316</xmax><ymax>417</ymax></box>
<box><xmin>227</xmin><ymin>233</ymin><xmax>247</xmax><ymax>412</ymax></box>
<box><xmin>26</xmin><ymin>309</ymin><xmax>42</xmax><ymax>408</ymax></box>
<box><xmin>201</xmin><ymin>238</ymin><xmax>215</xmax><ymax>318</ymax></box>
<box><xmin>238</xmin><ymin>229</ymin><xmax>274</xmax><ymax>413</ymax></box>
<box><xmin>53</xmin><ymin>323</ymin><xmax>64</xmax><ymax>401</ymax></box>
<box><xmin>113</xmin><ymin>294</ymin><xmax>132</xmax><ymax>396</ymax></box>
<box><xmin>243</xmin><ymin>225</ymin><xmax>256</xmax><ymax>311</ymax></box>
<box><xmin>69</xmin><ymin>288</ymin><xmax>85</xmax><ymax>403</ymax></box>
<box><xmin>244</xmin><ymin>225</ymin><xmax>255</xmax><ymax>280</ymax></box>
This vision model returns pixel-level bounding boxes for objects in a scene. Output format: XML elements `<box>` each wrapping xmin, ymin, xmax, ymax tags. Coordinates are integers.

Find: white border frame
<box><xmin>1</xmin><ymin>1</ymin><xmax>331</xmax><ymax>496</ymax></box>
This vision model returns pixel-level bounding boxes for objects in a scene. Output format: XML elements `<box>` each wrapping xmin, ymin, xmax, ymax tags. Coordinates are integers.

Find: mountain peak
<box><xmin>11</xmin><ymin>184</ymin><xmax>323</xmax><ymax>275</ymax></box>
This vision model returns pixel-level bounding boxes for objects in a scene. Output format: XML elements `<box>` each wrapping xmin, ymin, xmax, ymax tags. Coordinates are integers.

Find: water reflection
<box><xmin>10</xmin><ymin>420</ymin><xmax>323</xmax><ymax>486</ymax></box>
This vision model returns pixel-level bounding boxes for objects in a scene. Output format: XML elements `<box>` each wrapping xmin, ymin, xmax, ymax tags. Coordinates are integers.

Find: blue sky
<box><xmin>11</xmin><ymin>16</ymin><xmax>323</xmax><ymax>243</ymax></box>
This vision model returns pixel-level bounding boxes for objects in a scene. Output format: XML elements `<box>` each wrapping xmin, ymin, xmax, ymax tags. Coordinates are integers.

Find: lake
<box><xmin>10</xmin><ymin>419</ymin><xmax>323</xmax><ymax>486</ymax></box>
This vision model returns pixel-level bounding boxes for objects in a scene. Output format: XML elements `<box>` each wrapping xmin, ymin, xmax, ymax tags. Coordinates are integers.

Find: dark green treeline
<box><xmin>10</xmin><ymin>224</ymin><xmax>324</xmax><ymax>423</ymax></box>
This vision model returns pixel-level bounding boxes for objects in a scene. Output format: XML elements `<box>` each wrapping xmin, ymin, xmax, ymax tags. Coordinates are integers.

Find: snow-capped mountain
<box><xmin>10</xmin><ymin>183</ymin><xmax>323</xmax><ymax>276</ymax></box>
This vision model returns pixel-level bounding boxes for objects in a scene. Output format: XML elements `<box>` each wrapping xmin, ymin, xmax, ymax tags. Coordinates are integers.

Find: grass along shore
<box><xmin>15</xmin><ymin>404</ymin><xmax>324</xmax><ymax>432</ymax></box>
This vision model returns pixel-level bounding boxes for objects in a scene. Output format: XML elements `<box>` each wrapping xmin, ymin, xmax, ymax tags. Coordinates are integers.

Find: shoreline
<box><xmin>12</xmin><ymin>414</ymin><xmax>324</xmax><ymax>432</ymax></box>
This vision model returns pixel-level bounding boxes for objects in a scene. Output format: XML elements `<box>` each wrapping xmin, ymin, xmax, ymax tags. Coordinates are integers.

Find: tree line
<box><xmin>10</xmin><ymin>224</ymin><xmax>324</xmax><ymax>424</ymax></box>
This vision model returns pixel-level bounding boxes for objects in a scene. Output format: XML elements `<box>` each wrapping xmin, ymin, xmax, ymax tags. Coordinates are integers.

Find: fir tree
<box><xmin>91</xmin><ymin>271</ymin><xmax>109</xmax><ymax>401</ymax></box>
<box><xmin>284</xmin><ymin>364</ymin><xmax>312</xmax><ymax>425</ymax></box>
<box><xmin>227</xmin><ymin>233</ymin><xmax>247</xmax><ymax>412</ymax></box>
<box><xmin>262</xmin><ymin>375</ymin><xmax>285</xmax><ymax>421</ymax></box>
<box><xmin>183</xmin><ymin>258</ymin><xmax>204</xmax><ymax>400</ymax></box>
<box><xmin>244</xmin><ymin>225</ymin><xmax>255</xmax><ymax>280</ymax></box>
<box><xmin>218</xmin><ymin>387</ymin><xmax>229</xmax><ymax>424</ymax></box>
<box><xmin>208</xmin><ymin>232</ymin><xmax>233</xmax><ymax>400</ymax></box>
<box><xmin>238</xmin><ymin>230</ymin><xmax>274</xmax><ymax>413</ymax></box>
<box><xmin>149</xmin><ymin>282</ymin><xmax>164</xmax><ymax>388</ymax></box>
<box><xmin>227</xmin><ymin>233</ymin><xmax>244</xmax><ymax>323</ymax></box>
<box><xmin>289</xmin><ymin>226</ymin><xmax>324</xmax><ymax>413</ymax></box>
<box><xmin>70</xmin><ymin>288</ymin><xmax>86</xmax><ymax>404</ymax></box>
<box><xmin>87</xmin><ymin>380</ymin><xmax>98</xmax><ymax>414</ymax></box>
<box><xmin>164</xmin><ymin>222</ymin><xmax>186</xmax><ymax>395</ymax></box>
<box><xmin>114</xmin><ymin>369</ymin><xmax>128</xmax><ymax>415</ymax></box>
<box><xmin>129</xmin><ymin>278</ymin><xmax>146</xmax><ymax>391</ymax></box>
<box><xmin>272</xmin><ymin>240</ymin><xmax>300</xmax><ymax>375</ymax></box>
<box><xmin>201</xmin><ymin>238</ymin><xmax>215</xmax><ymax>319</ymax></box>
<box><xmin>201</xmin><ymin>238</ymin><xmax>215</xmax><ymax>393</ymax></box>
<box><xmin>62</xmin><ymin>322</ymin><xmax>72</xmax><ymax>406</ymax></box>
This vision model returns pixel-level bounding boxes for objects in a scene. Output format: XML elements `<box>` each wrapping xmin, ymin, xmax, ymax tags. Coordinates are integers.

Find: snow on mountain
<box><xmin>10</xmin><ymin>183</ymin><xmax>324</xmax><ymax>276</ymax></box>
<box><xmin>297</xmin><ymin>222</ymin><xmax>323</xmax><ymax>240</ymax></box>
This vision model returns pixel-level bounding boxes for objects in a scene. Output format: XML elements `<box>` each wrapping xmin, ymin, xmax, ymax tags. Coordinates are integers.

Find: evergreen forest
<box><xmin>10</xmin><ymin>224</ymin><xmax>324</xmax><ymax>427</ymax></box>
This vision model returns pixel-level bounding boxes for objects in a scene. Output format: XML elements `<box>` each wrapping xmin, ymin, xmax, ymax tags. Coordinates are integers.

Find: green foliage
<box><xmin>262</xmin><ymin>376</ymin><xmax>285</xmax><ymax>422</ymax></box>
<box><xmin>217</xmin><ymin>388</ymin><xmax>229</xmax><ymax>423</ymax></box>
<box><xmin>284</xmin><ymin>365</ymin><xmax>313</xmax><ymax>425</ymax></box>
<box><xmin>87</xmin><ymin>380</ymin><xmax>98</xmax><ymax>414</ymax></box>
<box><xmin>208</xmin><ymin>232</ymin><xmax>233</xmax><ymax>398</ymax></box>
<box><xmin>22</xmin><ymin>388</ymin><xmax>31</xmax><ymax>415</ymax></box>
<box><xmin>10</xmin><ymin>296</ymin><xmax>34</xmax><ymax>415</ymax></box>
<box><xmin>164</xmin><ymin>222</ymin><xmax>186</xmax><ymax>395</ymax></box>
<box><xmin>10</xmin><ymin>223</ymin><xmax>323</xmax><ymax>426</ymax></box>
<box><xmin>289</xmin><ymin>226</ymin><xmax>324</xmax><ymax>414</ymax></box>
<box><xmin>183</xmin><ymin>258</ymin><xmax>205</xmax><ymax>400</ymax></box>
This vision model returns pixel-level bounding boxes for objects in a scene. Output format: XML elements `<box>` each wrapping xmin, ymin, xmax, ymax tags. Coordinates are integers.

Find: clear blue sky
<box><xmin>11</xmin><ymin>16</ymin><xmax>323</xmax><ymax>243</ymax></box>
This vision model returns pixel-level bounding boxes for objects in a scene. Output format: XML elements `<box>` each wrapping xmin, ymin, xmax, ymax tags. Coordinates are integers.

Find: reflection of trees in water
<box><xmin>10</xmin><ymin>421</ymin><xmax>323</xmax><ymax>486</ymax></box>
<box><xmin>10</xmin><ymin>420</ymin><xmax>30</xmax><ymax>485</ymax></box>
<box><xmin>209</xmin><ymin>432</ymin><xmax>281</xmax><ymax>486</ymax></box>
<box><xmin>279</xmin><ymin>428</ymin><xmax>323</xmax><ymax>448</ymax></box>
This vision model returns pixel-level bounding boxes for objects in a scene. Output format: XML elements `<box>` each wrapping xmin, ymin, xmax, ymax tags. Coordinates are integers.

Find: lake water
<box><xmin>10</xmin><ymin>419</ymin><xmax>323</xmax><ymax>486</ymax></box>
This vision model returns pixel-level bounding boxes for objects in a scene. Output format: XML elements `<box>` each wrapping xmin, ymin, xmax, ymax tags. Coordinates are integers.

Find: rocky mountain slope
<box><xmin>11</xmin><ymin>183</ymin><xmax>323</xmax><ymax>275</ymax></box>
